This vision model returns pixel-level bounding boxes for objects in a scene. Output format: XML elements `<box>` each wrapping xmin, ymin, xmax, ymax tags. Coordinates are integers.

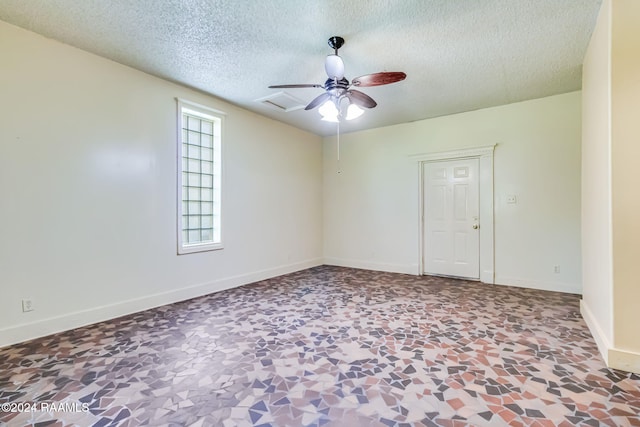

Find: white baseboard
<box><xmin>494</xmin><ymin>275</ymin><xmax>582</xmax><ymax>294</ymax></box>
<box><xmin>580</xmin><ymin>299</ymin><xmax>611</xmax><ymax>365</ymax></box>
<box><xmin>580</xmin><ymin>299</ymin><xmax>640</xmax><ymax>374</ymax></box>
<box><xmin>481</xmin><ymin>269</ymin><xmax>495</xmax><ymax>284</ymax></box>
<box><xmin>323</xmin><ymin>257</ymin><xmax>418</xmax><ymax>275</ymax></box>
<box><xmin>0</xmin><ymin>258</ymin><xmax>323</xmax><ymax>349</ymax></box>
<box><xmin>609</xmin><ymin>347</ymin><xmax>640</xmax><ymax>374</ymax></box>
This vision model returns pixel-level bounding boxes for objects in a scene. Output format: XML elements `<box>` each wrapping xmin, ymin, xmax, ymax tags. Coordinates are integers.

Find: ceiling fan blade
<box><xmin>268</xmin><ymin>84</ymin><xmax>324</xmax><ymax>89</ymax></box>
<box><xmin>347</xmin><ymin>90</ymin><xmax>377</xmax><ymax>108</ymax></box>
<box><xmin>351</xmin><ymin>72</ymin><xmax>407</xmax><ymax>87</ymax></box>
<box><xmin>305</xmin><ymin>92</ymin><xmax>332</xmax><ymax>110</ymax></box>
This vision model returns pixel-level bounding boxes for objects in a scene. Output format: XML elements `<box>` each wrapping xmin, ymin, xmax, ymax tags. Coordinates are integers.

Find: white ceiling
<box><xmin>0</xmin><ymin>0</ymin><xmax>601</xmax><ymax>136</ymax></box>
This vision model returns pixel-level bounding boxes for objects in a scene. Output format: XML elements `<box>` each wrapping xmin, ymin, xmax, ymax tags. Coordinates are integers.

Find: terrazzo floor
<box><xmin>1</xmin><ymin>266</ymin><xmax>639</xmax><ymax>427</ymax></box>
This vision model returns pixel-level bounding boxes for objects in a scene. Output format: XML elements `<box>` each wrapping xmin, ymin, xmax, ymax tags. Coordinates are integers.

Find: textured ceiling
<box><xmin>0</xmin><ymin>0</ymin><xmax>601</xmax><ymax>136</ymax></box>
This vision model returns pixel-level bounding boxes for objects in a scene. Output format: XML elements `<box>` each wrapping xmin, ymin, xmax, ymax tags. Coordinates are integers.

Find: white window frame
<box><xmin>176</xmin><ymin>98</ymin><xmax>225</xmax><ymax>254</ymax></box>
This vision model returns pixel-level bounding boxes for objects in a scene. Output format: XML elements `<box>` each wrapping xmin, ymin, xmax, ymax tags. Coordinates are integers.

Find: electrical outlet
<box><xmin>22</xmin><ymin>299</ymin><xmax>34</xmax><ymax>312</ymax></box>
<box><xmin>554</xmin><ymin>265</ymin><xmax>560</xmax><ymax>274</ymax></box>
<box><xmin>506</xmin><ymin>195</ymin><xmax>517</xmax><ymax>204</ymax></box>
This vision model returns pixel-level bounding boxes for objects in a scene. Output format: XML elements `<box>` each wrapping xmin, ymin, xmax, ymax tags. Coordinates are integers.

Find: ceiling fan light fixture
<box><xmin>268</xmin><ymin>36</ymin><xmax>406</xmax><ymax>124</ymax></box>
<box><xmin>324</xmin><ymin>54</ymin><xmax>345</xmax><ymax>80</ymax></box>
<box><xmin>345</xmin><ymin>103</ymin><xmax>364</xmax><ymax>120</ymax></box>
<box><xmin>319</xmin><ymin>99</ymin><xmax>339</xmax><ymax>121</ymax></box>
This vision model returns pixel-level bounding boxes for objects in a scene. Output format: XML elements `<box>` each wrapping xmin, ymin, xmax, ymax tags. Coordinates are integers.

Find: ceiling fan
<box><xmin>268</xmin><ymin>36</ymin><xmax>406</xmax><ymax>122</ymax></box>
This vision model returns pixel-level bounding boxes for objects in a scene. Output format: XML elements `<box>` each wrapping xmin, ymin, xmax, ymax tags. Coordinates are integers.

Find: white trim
<box><xmin>176</xmin><ymin>98</ymin><xmax>225</xmax><ymax>255</ymax></box>
<box><xmin>409</xmin><ymin>145</ymin><xmax>497</xmax><ymax>162</ymax></box>
<box><xmin>0</xmin><ymin>258</ymin><xmax>323</xmax><ymax>349</ymax></box>
<box><xmin>581</xmin><ymin>299</ymin><xmax>640</xmax><ymax>374</ymax></box>
<box><xmin>580</xmin><ymin>299</ymin><xmax>640</xmax><ymax>374</ymax></box>
<box><xmin>323</xmin><ymin>257</ymin><xmax>418</xmax><ymax>275</ymax></box>
<box><xmin>176</xmin><ymin>97</ymin><xmax>227</xmax><ymax>116</ymax></box>
<box><xmin>414</xmin><ymin>144</ymin><xmax>496</xmax><ymax>283</ymax></box>
<box><xmin>581</xmin><ymin>299</ymin><xmax>611</xmax><ymax>364</ymax></box>
<box><xmin>609</xmin><ymin>348</ymin><xmax>640</xmax><ymax>375</ymax></box>
<box><xmin>495</xmin><ymin>275</ymin><xmax>581</xmax><ymax>295</ymax></box>
<box><xmin>605</xmin><ymin>0</ymin><xmax>615</xmax><ymax>358</ymax></box>
<box><xmin>179</xmin><ymin>241</ymin><xmax>223</xmax><ymax>254</ymax></box>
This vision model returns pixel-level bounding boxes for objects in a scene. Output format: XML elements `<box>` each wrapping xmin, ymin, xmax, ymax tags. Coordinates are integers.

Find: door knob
<box><xmin>472</xmin><ymin>224</ymin><xmax>479</xmax><ymax>229</ymax></box>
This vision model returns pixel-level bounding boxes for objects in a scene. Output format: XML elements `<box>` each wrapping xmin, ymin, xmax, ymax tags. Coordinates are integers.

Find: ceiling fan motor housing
<box><xmin>325</xmin><ymin>77</ymin><xmax>349</xmax><ymax>97</ymax></box>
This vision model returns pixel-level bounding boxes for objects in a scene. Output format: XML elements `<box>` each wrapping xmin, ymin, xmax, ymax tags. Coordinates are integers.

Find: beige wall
<box><xmin>3</xmin><ymin>3</ymin><xmax>637</xmax><ymax>373</ymax></box>
<box><xmin>323</xmin><ymin>92</ymin><xmax>582</xmax><ymax>294</ymax></box>
<box><xmin>611</xmin><ymin>0</ymin><xmax>640</xmax><ymax>361</ymax></box>
<box><xmin>580</xmin><ymin>0</ymin><xmax>613</xmax><ymax>362</ymax></box>
<box><xmin>581</xmin><ymin>0</ymin><xmax>640</xmax><ymax>374</ymax></box>
<box><xmin>0</xmin><ymin>21</ymin><xmax>323</xmax><ymax>347</ymax></box>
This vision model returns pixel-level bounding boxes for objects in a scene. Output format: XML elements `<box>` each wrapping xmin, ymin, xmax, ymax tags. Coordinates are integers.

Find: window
<box><xmin>177</xmin><ymin>99</ymin><xmax>223</xmax><ymax>254</ymax></box>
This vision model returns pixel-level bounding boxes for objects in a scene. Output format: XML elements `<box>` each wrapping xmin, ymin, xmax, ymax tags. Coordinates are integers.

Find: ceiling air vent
<box><xmin>256</xmin><ymin>92</ymin><xmax>306</xmax><ymax>112</ymax></box>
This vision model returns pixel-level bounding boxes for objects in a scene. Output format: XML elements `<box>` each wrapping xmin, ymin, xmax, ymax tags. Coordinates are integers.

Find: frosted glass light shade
<box><xmin>319</xmin><ymin>99</ymin><xmax>339</xmax><ymax>122</ymax></box>
<box><xmin>324</xmin><ymin>54</ymin><xmax>345</xmax><ymax>79</ymax></box>
<box><xmin>345</xmin><ymin>103</ymin><xmax>364</xmax><ymax>120</ymax></box>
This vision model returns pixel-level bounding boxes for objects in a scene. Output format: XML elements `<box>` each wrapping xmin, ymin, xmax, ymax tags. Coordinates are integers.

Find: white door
<box><xmin>423</xmin><ymin>158</ymin><xmax>480</xmax><ymax>279</ymax></box>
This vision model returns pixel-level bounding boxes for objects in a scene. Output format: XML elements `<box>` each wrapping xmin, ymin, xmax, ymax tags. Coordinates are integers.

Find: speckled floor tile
<box><xmin>1</xmin><ymin>266</ymin><xmax>639</xmax><ymax>426</ymax></box>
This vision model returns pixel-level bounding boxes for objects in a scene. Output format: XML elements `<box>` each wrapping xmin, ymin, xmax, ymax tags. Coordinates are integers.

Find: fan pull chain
<box><xmin>336</xmin><ymin>120</ymin><xmax>341</xmax><ymax>174</ymax></box>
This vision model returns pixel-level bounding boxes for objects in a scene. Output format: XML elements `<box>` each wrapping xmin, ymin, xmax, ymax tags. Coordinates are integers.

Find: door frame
<box><xmin>411</xmin><ymin>144</ymin><xmax>496</xmax><ymax>284</ymax></box>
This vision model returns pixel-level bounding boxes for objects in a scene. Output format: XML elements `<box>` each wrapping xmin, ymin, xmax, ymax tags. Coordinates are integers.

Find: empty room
<box><xmin>1</xmin><ymin>0</ymin><xmax>639</xmax><ymax>426</ymax></box>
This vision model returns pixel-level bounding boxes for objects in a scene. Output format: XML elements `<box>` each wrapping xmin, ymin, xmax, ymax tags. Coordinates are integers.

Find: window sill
<box><xmin>178</xmin><ymin>243</ymin><xmax>223</xmax><ymax>255</ymax></box>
